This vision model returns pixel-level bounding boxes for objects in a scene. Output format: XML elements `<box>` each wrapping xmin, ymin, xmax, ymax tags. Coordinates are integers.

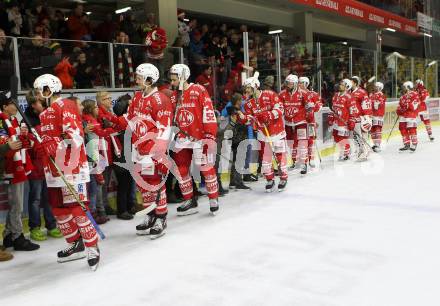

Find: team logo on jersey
<box><xmin>178</xmin><ymin>110</ymin><xmax>194</xmax><ymax>127</ymax></box>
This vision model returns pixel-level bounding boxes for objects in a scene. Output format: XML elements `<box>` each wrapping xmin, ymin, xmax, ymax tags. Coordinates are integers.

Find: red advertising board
<box><xmin>291</xmin><ymin>0</ymin><xmax>418</xmax><ymax>36</ymax></box>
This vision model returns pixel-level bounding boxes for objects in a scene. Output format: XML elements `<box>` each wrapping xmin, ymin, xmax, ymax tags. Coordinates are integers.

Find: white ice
<box><xmin>1</xmin><ymin>128</ymin><xmax>440</xmax><ymax>306</ymax></box>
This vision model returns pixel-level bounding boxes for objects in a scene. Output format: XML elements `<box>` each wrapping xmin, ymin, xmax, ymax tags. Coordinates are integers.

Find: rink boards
<box><xmin>0</xmin><ymin>97</ymin><xmax>439</xmax><ymax>231</ymax></box>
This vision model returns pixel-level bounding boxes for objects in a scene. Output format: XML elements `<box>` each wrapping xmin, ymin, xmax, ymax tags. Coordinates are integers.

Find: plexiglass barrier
<box><xmin>2</xmin><ymin>34</ymin><xmax>437</xmax><ymax>100</ymax></box>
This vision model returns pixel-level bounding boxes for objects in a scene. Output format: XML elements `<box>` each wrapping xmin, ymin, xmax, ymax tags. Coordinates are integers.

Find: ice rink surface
<box><xmin>1</xmin><ymin>128</ymin><xmax>440</xmax><ymax>306</ymax></box>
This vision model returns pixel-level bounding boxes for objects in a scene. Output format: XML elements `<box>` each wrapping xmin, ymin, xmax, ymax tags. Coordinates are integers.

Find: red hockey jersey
<box><xmin>397</xmin><ymin>91</ymin><xmax>420</xmax><ymax>120</ymax></box>
<box><xmin>241</xmin><ymin>90</ymin><xmax>286</xmax><ymax>142</ymax></box>
<box><xmin>304</xmin><ymin>89</ymin><xmax>323</xmax><ymax>123</ymax></box>
<box><xmin>39</xmin><ymin>98</ymin><xmax>89</xmax><ymax>187</ymax></box>
<box><xmin>172</xmin><ymin>84</ymin><xmax>217</xmax><ymax>148</ymax></box>
<box><xmin>328</xmin><ymin>92</ymin><xmax>356</xmax><ymax>136</ymax></box>
<box><xmin>370</xmin><ymin>92</ymin><xmax>386</xmax><ymax>126</ymax></box>
<box><xmin>279</xmin><ymin>88</ymin><xmax>307</xmax><ymax>126</ymax></box>
<box><xmin>120</xmin><ymin>88</ymin><xmax>173</xmax><ymax>160</ymax></box>
<box><xmin>416</xmin><ymin>85</ymin><xmax>430</xmax><ymax>113</ymax></box>
<box><xmin>351</xmin><ymin>87</ymin><xmax>372</xmax><ymax>118</ymax></box>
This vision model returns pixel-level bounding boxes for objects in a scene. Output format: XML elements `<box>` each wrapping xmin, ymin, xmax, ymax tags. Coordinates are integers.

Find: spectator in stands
<box><xmin>96</xmin><ymin>91</ymin><xmax>123</xmax><ymax>216</ymax></box>
<box><xmin>74</xmin><ymin>52</ymin><xmax>94</xmax><ymax>89</ymax></box>
<box><xmin>0</xmin><ymin>138</ymin><xmax>19</xmax><ymax>261</ymax></box>
<box><xmin>67</xmin><ymin>3</ymin><xmax>89</xmax><ymax>41</ymax></box>
<box><xmin>206</xmin><ymin>34</ymin><xmax>222</xmax><ymax>61</ymax></box>
<box><xmin>52</xmin><ymin>9</ymin><xmax>68</xmax><ymax>39</ymax></box>
<box><xmin>190</xmin><ymin>30</ymin><xmax>204</xmax><ymax>57</ymax></box>
<box><xmin>114</xmin><ymin>30</ymin><xmax>135</xmax><ymax>88</ymax></box>
<box><xmin>19</xmin><ymin>34</ymin><xmax>51</xmax><ymax>88</ymax></box>
<box><xmin>112</xmin><ymin>94</ymin><xmax>137</xmax><ymax>219</ymax></box>
<box><xmin>82</xmin><ymin>99</ymin><xmax>117</xmax><ymax>224</ymax></box>
<box><xmin>293</xmin><ymin>36</ymin><xmax>306</xmax><ymax>58</ymax></box>
<box><xmin>119</xmin><ymin>11</ymin><xmax>140</xmax><ymax>44</ymax></box>
<box><xmin>34</xmin><ymin>16</ymin><xmax>52</xmax><ymax>43</ymax></box>
<box><xmin>144</xmin><ymin>13</ymin><xmax>168</xmax><ymax>79</ymax></box>
<box><xmin>196</xmin><ymin>64</ymin><xmax>214</xmax><ymax>98</ymax></box>
<box><xmin>24</xmin><ymin>89</ymin><xmax>62</xmax><ymax>241</ymax></box>
<box><xmin>229</xmin><ymin>33</ymin><xmax>243</xmax><ymax>66</ymax></box>
<box><xmin>53</xmin><ymin>47</ymin><xmax>76</xmax><ymax>89</ymax></box>
<box><xmin>0</xmin><ymin>28</ymin><xmax>14</xmax><ymax>90</ymax></box>
<box><xmin>95</xmin><ymin>13</ymin><xmax>117</xmax><ymax>42</ymax></box>
<box><xmin>6</xmin><ymin>1</ymin><xmax>23</xmax><ymax>37</ymax></box>
<box><xmin>0</xmin><ymin>92</ymin><xmax>39</xmax><ymax>252</ymax></box>
<box><xmin>177</xmin><ymin>10</ymin><xmax>191</xmax><ymax>47</ymax></box>
<box><xmin>27</xmin><ymin>1</ymin><xmax>49</xmax><ymax>36</ymax></box>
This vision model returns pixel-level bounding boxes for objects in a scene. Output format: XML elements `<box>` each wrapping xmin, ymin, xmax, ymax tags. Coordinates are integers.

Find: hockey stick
<box><xmin>386</xmin><ymin>115</ymin><xmax>399</xmax><ymax>144</ymax></box>
<box><xmin>329</xmin><ymin>108</ymin><xmax>375</xmax><ymax>152</ymax></box>
<box><xmin>12</xmin><ymin>83</ymin><xmax>106</xmax><ymax>240</ymax></box>
<box><xmin>262</xmin><ymin>124</ymin><xmax>279</xmax><ymax>168</ymax></box>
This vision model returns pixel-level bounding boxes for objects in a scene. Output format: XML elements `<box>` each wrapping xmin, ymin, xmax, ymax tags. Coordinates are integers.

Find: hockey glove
<box><xmin>348</xmin><ymin>119</ymin><xmax>356</xmax><ymax>131</ymax></box>
<box><xmin>256</xmin><ymin>111</ymin><xmax>273</xmax><ymax>125</ymax></box>
<box><xmin>40</xmin><ymin>135</ymin><xmax>59</xmax><ymax>158</ymax></box>
<box><xmin>360</xmin><ymin>116</ymin><xmax>372</xmax><ymax>132</ymax></box>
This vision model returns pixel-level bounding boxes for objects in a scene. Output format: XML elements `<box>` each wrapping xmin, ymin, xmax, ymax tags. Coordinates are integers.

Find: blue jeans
<box><xmin>28</xmin><ymin>179</ymin><xmax>56</xmax><ymax>230</ymax></box>
<box><xmin>89</xmin><ymin>175</ymin><xmax>105</xmax><ymax>215</ymax></box>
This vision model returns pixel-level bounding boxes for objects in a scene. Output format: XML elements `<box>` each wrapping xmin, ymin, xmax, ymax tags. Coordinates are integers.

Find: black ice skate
<box><xmin>265</xmin><ymin>180</ymin><xmax>275</xmax><ymax>193</ymax></box>
<box><xmin>429</xmin><ymin>135</ymin><xmax>435</xmax><ymax>142</ymax></box>
<box><xmin>300</xmin><ymin>163</ymin><xmax>307</xmax><ymax>175</ymax></box>
<box><xmin>372</xmin><ymin>145</ymin><xmax>381</xmax><ymax>153</ymax></box>
<box><xmin>209</xmin><ymin>198</ymin><xmax>219</xmax><ymax>215</ymax></box>
<box><xmin>150</xmin><ymin>215</ymin><xmax>167</xmax><ymax>240</ymax></box>
<box><xmin>57</xmin><ymin>238</ymin><xmax>86</xmax><ymax>263</ymax></box>
<box><xmin>177</xmin><ymin>198</ymin><xmax>199</xmax><ymax>216</ymax></box>
<box><xmin>278</xmin><ymin>179</ymin><xmax>287</xmax><ymax>192</ymax></box>
<box><xmin>87</xmin><ymin>246</ymin><xmax>100</xmax><ymax>271</ymax></box>
<box><xmin>410</xmin><ymin>144</ymin><xmax>417</xmax><ymax>153</ymax></box>
<box><xmin>399</xmin><ymin>144</ymin><xmax>410</xmax><ymax>152</ymax></box>
<box><xmin>289</xmin><ymin>160</ymin><xmax>296</xmax><ymax>170</ymax></box>
<box><xmin>136</xmin><ymin>211</ymin><xmax>156</xmax><ymax>236</ymax></box>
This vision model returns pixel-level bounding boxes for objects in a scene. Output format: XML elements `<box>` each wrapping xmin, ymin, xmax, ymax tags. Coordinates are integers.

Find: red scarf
<box><xmin>0</xmin><ymin>112</ymin><xmax>33</xmax><ymax>184</ymax></box>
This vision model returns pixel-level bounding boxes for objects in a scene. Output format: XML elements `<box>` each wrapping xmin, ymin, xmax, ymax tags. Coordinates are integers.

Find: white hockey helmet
<box><xmin>243</xmin><ymin>75</ymin><xmax>260</xmax><ymax>89</ymax></box>
<box><xmin>341</xmin><ymin>79</ymin><xmax>353</xmax><ymax>91</ymax></box>
<box><xmin>285</xmin><ymin>74</ymin><xmax>298</xmax><ymax>84</ymax></box>
<box><xmin>136</xmin><ymin>63</ymin><xmax>159</xmax><ymax>84</ymax></box>
<box><xmin>375</xmin><ymin>82</ymin><xmax>384</xmax><ymax>91</ymax></box>
<box><xmin>299</xmin><ymin>76</ymin><xmax>310</xmax><ymax>87</ymax></box>
<box><xmin>170</xmin><ymin>64</ymin><xmax>191</xmax><ymax>81</ymax></box>
<box><xmin>402</xmin><ymin>81</ymin><xmax>414</xmax><ymax>90</ymax></box>
<box><xmin>33</xmin><ymin>74</ymin><xmax>62</xmax><ymax>99</ymax></box>
<box><xmin>415</xmin><ymin>79</ymin><xmax>423</xmax><ymax>86</ymax></box>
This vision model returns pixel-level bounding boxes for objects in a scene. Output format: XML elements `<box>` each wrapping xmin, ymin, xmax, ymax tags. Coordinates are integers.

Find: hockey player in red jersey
<box><xmin>117</xmin><ymin>63</ymin><xmax>173</xmax><ymax>238</ymax></box>
<box><xmin>33</xmin><ymin>74</ymin><xmax>99</xmax><ymax>270</ymax></box>
<box><xmin>397</xmin><ymin>81</ymin><xmax>420</xmax><ymax>152</ymax></box>
<box><xmin>168</xmin><ymin>64</ymin><xmax>220</xmax><ymax>216</ymax></box>
<box><xmin>328</xmin><ymin>79</ymin><xmax>357</xmax><ymax>161</ymax></box>
<box><xmin>350</xmin><ymin>76</ymin><xmax>373</xmax><ymax>161</ymax></box>
<box><xmin>415</xmin><ymin>79</ymin><xmax>434</xmax><ymax>141</ymax></box>
<box><xmin>237</xmin><ymin>72</ymin><xmax>288</xmax><ymax>192</ymax></box>
<box><xmin>279</xmin><ymin>74</ymin><xmax>309</xmax><ymax>174</ymax></box>
<box><xmin>299</xmin><ymin>76</ymin><xmax>323</xmax><ymax>169</ymax></box>
<box><xmin>370</xmin><ymin>82</ymin><xmax>386</xmax><ymax>152</ymax></box>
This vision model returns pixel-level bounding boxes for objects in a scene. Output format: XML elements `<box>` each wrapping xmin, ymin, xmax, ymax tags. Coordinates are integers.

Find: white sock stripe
<box><xmin>76</xmin><ymin>220</ymin><xmax>91</xmax><ymax>227</ymax></box>
<box><xmin>64</xmin><ymin>230</ymin><xmax>79</xmax><ymax>239</ymax></box>
<box><xmin>82</xmin><ymin>234</ymin><xmax>98</xmax><ymax>243</ymax></box>
<box><xmin>57</xmin><ymin>214</ymin><xmax>74</xmax><ymax>224</ymax></box>
<box><xmin>204</xmin><ymin>178</ymin><xmax>217</xmax><ymax>183</ymax></box>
